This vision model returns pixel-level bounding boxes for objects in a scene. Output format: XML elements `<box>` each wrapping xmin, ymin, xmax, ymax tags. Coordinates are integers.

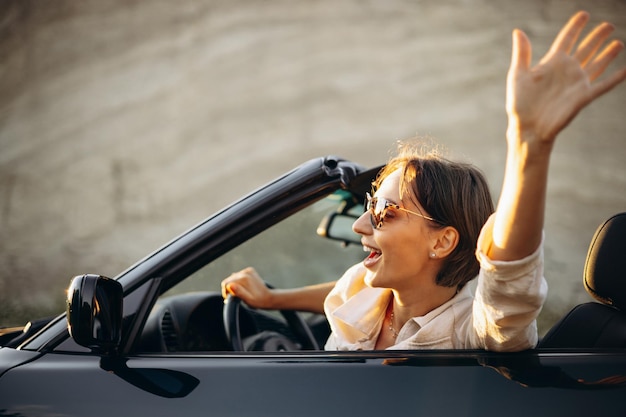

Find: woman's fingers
<box><xmin>221</xmin><ymin>269</ymin><xmax>253</xmax><ymax>299</ymax></box>
<box><xmin>585</xmin><ymin>39</ymin><xmax>626</xmax><ymax>82</ymax></box>
<box><xmin>506</xmin><ymin>11</ymin><xmax>626</xmax><ymax>143</ymax></box>
<box><xmin>220</xmin><ymin>267</ymin><xmax>274</xmax><ymax>309</ymax></box>
<box><xmin>547</xmin><ymin>10</ymin><xmax>589</xmax><ymax>56</ymax></box>
<box><xmin>549</xmin><ymin>12</ymin><xmax>621</xmax><ymax>85</ymax></box>
<box><xmin>589</xmin><ymin>65</ymin><xmax>626</xmax><ymax>100</ymax></box>
<box><xmin>509</xmin><ymin>29</ymin><xmax>532</xmax><ymax>72</ymax></box>
<box><xmin>574</xmin><ymin>22</ymin><xmax>615</xmax><ymax>66</ymax></box>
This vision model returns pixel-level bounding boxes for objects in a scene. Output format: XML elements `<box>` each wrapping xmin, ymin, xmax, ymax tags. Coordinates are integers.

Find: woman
<box><xmin>221</xmin><ymin>11</ymin><xmax>626</xmax><ymax>351</ymax></box>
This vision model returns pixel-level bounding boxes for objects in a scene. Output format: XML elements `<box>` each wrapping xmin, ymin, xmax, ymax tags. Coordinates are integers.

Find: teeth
<box><xmin>363</xmin><ymin>245</ymin><xmax>381</xmax><ymax>254</ymax></box>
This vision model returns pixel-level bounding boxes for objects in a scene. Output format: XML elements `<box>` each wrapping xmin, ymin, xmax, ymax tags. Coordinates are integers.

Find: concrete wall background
<box><xmin>1</xmin><ymin>0</ymin><xmax>625</xmax><ymax>329</ymax></box>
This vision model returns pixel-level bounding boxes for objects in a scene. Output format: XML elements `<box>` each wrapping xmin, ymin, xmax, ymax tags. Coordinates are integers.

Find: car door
<box><xmin>2</xmin><ymin>348</ymin><xmax>625</xmax><ymax>416</ymax></box>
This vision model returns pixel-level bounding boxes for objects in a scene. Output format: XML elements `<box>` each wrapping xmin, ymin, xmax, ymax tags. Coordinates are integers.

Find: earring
<box><xmin>430</xmin><ymin>253</ymin><xmax>436</xmax><ymax>258</ymax></box>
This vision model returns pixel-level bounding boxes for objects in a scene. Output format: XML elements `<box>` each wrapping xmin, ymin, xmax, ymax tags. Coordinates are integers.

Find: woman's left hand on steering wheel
<box><xmin>221</xmin><ymin>267</ymin><xmax>276</xmax><ymax>309</ymax></box>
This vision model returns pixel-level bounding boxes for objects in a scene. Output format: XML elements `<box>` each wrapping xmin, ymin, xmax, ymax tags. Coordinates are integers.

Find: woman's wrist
<box><xmin>506</xmin><ymin>125</ymin><xmax>555</xmax><ymax>166</ymax></box>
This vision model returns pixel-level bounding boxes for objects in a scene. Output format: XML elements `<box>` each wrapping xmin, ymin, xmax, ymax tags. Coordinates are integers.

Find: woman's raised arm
<box><xmin>488</xmin><ymin>11</ymin><xmax>626</xmax><ymax>261</ymax></box>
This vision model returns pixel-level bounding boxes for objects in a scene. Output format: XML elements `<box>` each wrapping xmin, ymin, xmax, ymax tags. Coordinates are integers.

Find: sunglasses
<box><xmin>365</xmin><ymin>192</ymin><xmax>440</xmax><ymax>229</ymax></box>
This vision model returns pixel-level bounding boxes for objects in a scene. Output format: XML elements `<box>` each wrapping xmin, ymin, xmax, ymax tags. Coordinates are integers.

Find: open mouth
<box><xmin>363</xmin><ymin>245</ymin><xmax>382</xmax><ymax>268</ymax></box>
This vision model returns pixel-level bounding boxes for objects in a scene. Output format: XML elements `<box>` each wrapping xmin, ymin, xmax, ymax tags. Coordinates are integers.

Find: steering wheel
<box><xmin>223</xmin><ymin>294</ymin><xmax>320</xmax><ymax>352</ymax></box>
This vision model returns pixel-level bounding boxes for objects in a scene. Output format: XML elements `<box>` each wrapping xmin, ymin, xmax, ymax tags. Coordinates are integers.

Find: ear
<box><xmin>432</xmin><ymin>226</ymin><xmax>459</xmax><ymax>258</ymax></box>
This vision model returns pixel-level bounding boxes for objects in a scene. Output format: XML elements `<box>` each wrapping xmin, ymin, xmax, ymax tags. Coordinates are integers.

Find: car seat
<box><xmin>539</xmin><ymin>212</ymin><xmax>626</xmax><ymax>348</ymax></box>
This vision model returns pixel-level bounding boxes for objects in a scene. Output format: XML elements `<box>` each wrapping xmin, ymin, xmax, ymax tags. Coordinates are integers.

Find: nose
<box><xmin>353</xmin><ymin>211</ymin><xmax>373</xmax><ymax>236</ymax></box>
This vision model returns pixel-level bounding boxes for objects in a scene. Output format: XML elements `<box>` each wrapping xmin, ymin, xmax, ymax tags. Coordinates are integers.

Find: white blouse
<box><xmin>324</xmin><ymin>217</ymin><xmax>548</xmax><ymax>351</ymax></box>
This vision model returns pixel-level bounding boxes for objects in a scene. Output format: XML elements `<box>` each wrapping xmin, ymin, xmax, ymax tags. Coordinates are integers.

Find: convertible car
<box><xmin>0</xmin><ymin>156</ymin><xmax>625</xmax><ymax>416</ymax></box>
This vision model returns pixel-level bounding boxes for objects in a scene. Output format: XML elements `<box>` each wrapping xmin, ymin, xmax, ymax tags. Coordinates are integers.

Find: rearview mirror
<box><xmin>67</xmin><ymin>274</ymin><xmax>123</xmax><ymax>354</ymax></box>
<box><xmin>317</xmin><ymin>190</ymin><xmax>363</xmax><ymax>246</ymax></box>
<box><xmin>317</xmin><ymin>211</ymin><xmax>361</xmax><ymax>246</ymax></box>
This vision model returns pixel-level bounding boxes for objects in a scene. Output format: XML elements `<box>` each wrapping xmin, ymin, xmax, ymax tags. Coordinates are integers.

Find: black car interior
<box><xmin>539</xmin><ymin>212</ymin><xmax>626</xmax><ymax>348</ymax></box>
<box><xmin>137</xmin><ymin>291</ymin><xmax>330</xmax><ymax>352</ymax></box>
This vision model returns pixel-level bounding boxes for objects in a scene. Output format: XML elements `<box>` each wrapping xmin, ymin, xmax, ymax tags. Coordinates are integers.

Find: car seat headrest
<box><xmin>583</xmin><ymin>212</ymin><xmax>626</xmax><ymax>311</ymax></box>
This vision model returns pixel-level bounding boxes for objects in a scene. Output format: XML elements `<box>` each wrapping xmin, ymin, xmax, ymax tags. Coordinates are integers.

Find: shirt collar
<box><xmin>331</xmin><ymin>286</ymin><xmax>392</xmax><ymax>339</ymax></box>
<box><xmin>411</xmin><ymin>284</ymin><xmax>473</xmax><ymax>328</ymax></box>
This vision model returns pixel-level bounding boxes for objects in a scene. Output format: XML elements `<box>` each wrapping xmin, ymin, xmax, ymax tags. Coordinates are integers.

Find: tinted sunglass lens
<box><xmin>366</xmin><ymin>193</ymin><xmax>384</xmax><ymax>228</ymax></box>
<box><xmin>369</xmin><ymin>213</ymin><xmax>378</xmax><ymax>228</ymax></box>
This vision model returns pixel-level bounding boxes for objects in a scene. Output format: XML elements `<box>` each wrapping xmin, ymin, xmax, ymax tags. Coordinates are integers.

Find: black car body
<box><xmin>0</xmin><ymin>156</ymin><xmax>625</xmax><ymax>416</ymax></box>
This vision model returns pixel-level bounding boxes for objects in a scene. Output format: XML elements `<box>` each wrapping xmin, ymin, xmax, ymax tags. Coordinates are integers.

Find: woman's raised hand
<box><xmin>506</xmin><ymin>11</ymin><xmax>626</xmax><ymax>147</ymax></box>
<box><xmin>490</xmin><ymin>11</ymin><xmax>626</xmax><ymax>261</ymax></box>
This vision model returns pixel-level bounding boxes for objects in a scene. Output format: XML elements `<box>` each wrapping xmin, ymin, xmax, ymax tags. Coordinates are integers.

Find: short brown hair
<box><xmin>373</xmin><ymin>141</ymin><xmax>494</xmax><ymax>288</ymax></box>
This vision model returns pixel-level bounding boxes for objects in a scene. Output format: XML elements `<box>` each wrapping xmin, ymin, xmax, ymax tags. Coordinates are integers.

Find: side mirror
<box><xmin>67</xmin><ymin>274</ymin><xmax>123</xmax><ymax>354</ymax></box>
